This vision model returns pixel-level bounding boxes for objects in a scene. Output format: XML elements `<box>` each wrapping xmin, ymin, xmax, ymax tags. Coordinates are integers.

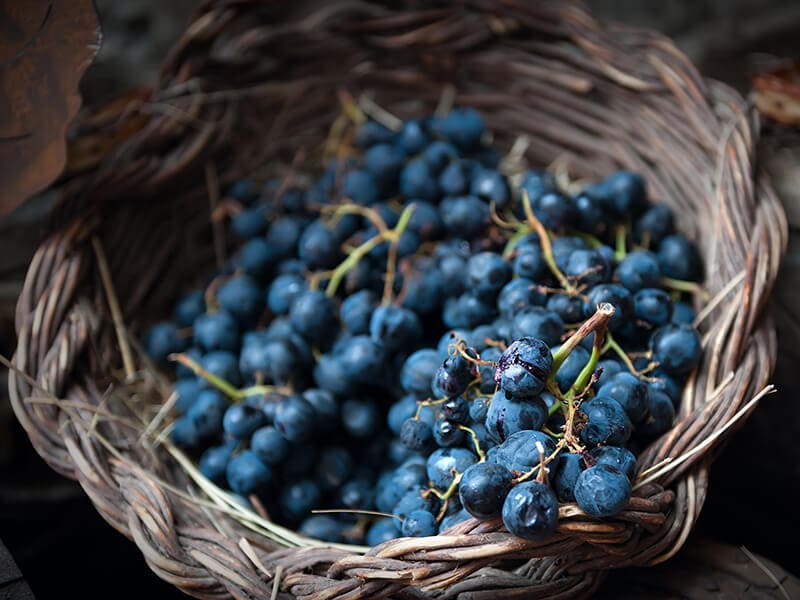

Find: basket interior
<box><xmin>101</xmin><ymin>6</ymin><xmax>721</xmax><ymax>338</ymax></box>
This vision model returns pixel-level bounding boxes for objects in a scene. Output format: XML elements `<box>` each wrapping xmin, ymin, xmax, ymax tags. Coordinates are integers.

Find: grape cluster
<box><xmin>143</xmin><ymin>106</ymin><xmax>703</xmax><ymax>545</ymax></box>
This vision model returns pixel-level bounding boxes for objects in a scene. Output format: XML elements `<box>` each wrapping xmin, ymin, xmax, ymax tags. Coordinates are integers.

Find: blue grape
<box><xmin>553</xmin><ymin>452</ymin><xmax>584</xmax><ymax>502</ymax></box>
<box><xmin>501</xmin><ymin>481</ymin><xmax>559</xmax><ymax>541</ymax></box>
<box><xmin>226</xmin><ymin>450</ymin><xmax>272</xmax><ymax>495</ymax></box>
<box><xmin>616</xmin><ymin>250</ymin><xmax>660</xmax><ymax>293</ymax></box>
<box><xmin>649</xmin><ymin>323</ymin><xmax>702</xmax><ymax>375</ymax></box>
<box><xmin>341</xmin><ymin>398</ymin><xmax>379</xmax><ymax>438</ymax></box>
<box><xmin>366</xmin><ymin>518</ymin><xmax>400</xmax><ymax>545</ymax></box>
<box><xmin>299</xmin><ymin>515</ymin><xmax>342</xmax><ymax>542</ymax></box>
<box><xmin>459</xmin><ymin>462</ymin><xmax>513</xmax><ymax>519</ymax></box>
<box><xmin>223</xmin><ymin>403</ymin><xmax>266</xmax><ymax>439</ymax></box>
<box><xmin>193</xmin><ymin>311</ymin><xmax>239</xmax><ymax>353</ymax></box>
<box><xmin>597</xmin><ymin>372</ymin><xmax>649</xmax><ymax>424</ymax></box>
<box><xmin>589</xmin><ymin>446</ymin><xmax>636</xmax><ymax>479</ymax></box>
<box><xmin>579</xmin><ymin>396</ymin><xmax>632</xmax><ymax>447</ymax></box>
<box><xmin>494</xmin><ymin>337</ymin><xmax>553</xmax><ymax>399</ymax></box>
<box><xmin>574</xmin><ymin>464</ymin><xmax>631</xmax><ymax>517</ymax></box>
<box><xmin>267</xmin><ymin>274</ymin><xmax>307</xmax><ymax>315</ymax></box>
<box><xmin>250</xmin><ymin>425</ymin><xmax>289</xmax><ymax>465</ymax></box>
<box><xmin>426</xmin><ymin>447</ymin><xmax>477</xmax><ymax>490</ymax></box>
<box><xmin>274</xmin><ymin>395</ymin><xmax>316</xmax><ymax>442</ymax></box>
<box><xmin>657</xmin><ymin>235</ymin><xmax>701</xmax><ymax>281</ymax></box>
<box><xmin>401</xmin><ymin>509</ymin><xmax>438</xmax><ymax>537</ymax></box>
<box><xmin>485</xmin><ymin>392</ymin><xmax>548</xmax><ymax>443</ymax></box>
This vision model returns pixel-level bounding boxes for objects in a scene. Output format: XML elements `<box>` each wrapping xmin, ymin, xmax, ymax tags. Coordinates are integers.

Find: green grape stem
<box><xmin>549</xmin><ymin>303</ymin><xmax>614</xmax><ymax>454</ymax></box>
<box><xmin>565</xmin><ymin>341</ymin><xmax>601</xmax><ymax>402</ymax></box>
<box><xmin>458</xmin><ymin>425</ymin><xmax>486</xmax><ymax>462</ymax></box>
<box><xmin>660</xmin><ymin>276</ymin><xmax>709</xmax><ymax>301</ymax></box>
<box><xmin>550</xmin><ymin>303</ymin><xmax>615</xmax><ymax>377</ymax></box>
<box><xmin>570</xmin><ymin>230</ymin><xmax>603</xmax><ymax>248</ymax></box>
<box><xmin>602</xmin><ymin>333</ymin><xmax>660</xmax><ymax>382</ymax></box>
<box><xmin>414</xmin><ymin>396</ymin><xmax>448</xmax><ymax>419</ymax></box>
<box><xmin>325</xmin><ymin>234</ymin><xmax>386</xmax><ymax>298</ymax></box>
<box><xmin>433</xmin><ymin>472</ymin><xmax>463</xmax><ymax>522</ymax></box>
<box><xmin>521</xmin><ymin>190</ymin><xmax>574</xmax><ymax>293</ymax></box>
<box><xmin>325</xmin><ymin>203</ymin><xmax>416</xmax><ymax>300</ymax></box>
<box><xmin>382</xmin><ymin>203</ymin><xmax>416</xmax><ymax>305</ymax></box>
<box><xmin>324</xmin><ymin>203</ymin><xmax>388</xmax><ymax>235</ymax></box>
<box><xmin>169</xmin><ymin>353</ymin><xmax>285</xmax><ymax>401</ymax></box>
<box><xmin>502</xmin><ymin>225</ymin><xmax>532</xmax><ymax>259</ymax></box>
<box><xmin>615</xmin><ymin>224</ymin><xmax>628</xmax><ymax>261</ymax></box>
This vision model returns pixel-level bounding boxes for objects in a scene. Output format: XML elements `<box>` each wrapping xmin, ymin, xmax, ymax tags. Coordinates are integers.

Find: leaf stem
<box><xmin>325</xmin><ymin>203</ymin><xmax>416</xmax><ymax>300</ymax></box>
<box><xmin>323</xmin><ymin>203</ymin><xmax>388</xmax><ymax>235</ymax></box>
<box><xmin>170</xmin><ymin>354</ymin><xmax>289</xmax><ymax>403</ymax></box>
<box><xmin>555</xmin><ymin>304</ymin><xmax>613</xmax><ymax>454</ymax></box>
<box><xmin>414</xmin><ymin>396</ymin><xmax>448</xmax><ymax>419</ymax></box>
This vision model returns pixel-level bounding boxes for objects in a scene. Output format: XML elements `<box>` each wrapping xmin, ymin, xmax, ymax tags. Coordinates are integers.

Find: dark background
<box><xmin>2</xmin><ymin>1</ymin><xmax>799</xmax><ymax>597</ymax></box>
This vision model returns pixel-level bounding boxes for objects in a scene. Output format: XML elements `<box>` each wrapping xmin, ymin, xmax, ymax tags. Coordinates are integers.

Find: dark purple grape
<box><xmin>494</xmin><ymin>337</ymin><xmax>553</xmax><ymax>399</ymax></box>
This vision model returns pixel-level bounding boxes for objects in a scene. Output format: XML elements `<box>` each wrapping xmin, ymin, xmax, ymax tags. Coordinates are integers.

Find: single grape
<box><xmin>597</xmin><ymin>372</ymin><xmax>649</xmax><ymax>424</ymax></box>
<box><xmin>579</xmin><ymin>396</ymin><xmax>632</xmax><ymax>447</ymax></box>
<box><xmin>589</xmin><ymin>445</ymin><xmax>636</xmax><ymax>479</ymax></box>
<box><xmin>341</xmin><ymin>399</ymin><xmax>379</xmax><ymax>438</ymax></box>
<box><xmin>459</xmin><ymin>462</ymin><xmax>513</xmax><ymax>519</ymax></box>
<box><xmin>494</xmin><ymin>337</ymin><xmax>553</xmax><ymax>399</ymax></box>
<box><xmin>485</xmin><ymin>392</ymin><xmax>548</xmax><ymax>443</ymax></box>
<box><xmin>226</xmin><ymin>450</ymin><xmax>272</xmax><ymax>496</ymax></box>
<box><xmin>552</xmin><ymin>452</ymin><xmax>584</xmax><ymax>502</ymax></box>
<box><xmin>426</xmin><ymin>447</ymin><xmax>478</xmax><ymax>490</ymax></box>
<box><xmin>250</xmin><ymin>425</ymin><xmax>290</xmax><ymax>465</ymax></box>
<box><xmin>615</xmin><ymin>250</ymin><xmax>660</xmax><ymax>293</ymax></box>
<box><xmin>400</xmin><ymin>418</ymin><xmax>433</xmax><ymax>451</ymax></box>
<box><xmin>223</xmin><ymin>403</ymin><xmax>266</xmax><ymax>440</ymax></box>
<box><xmin>501</xmin><ymin>481</ymin><xmax>559</xmax><ymax>541</ymax></box>
<box><xmin>274</xmin><ymin>395</ymin><xmax>316</xmax><ymax>442</ymax></box>
<box><xmin>574</xmin><ymin>464</ymin><xmax>631</xmax><ymax>518</ymax></box>
<box><xmin>366</xmin><ymin>518</ymin><xmax>400</xmax><ymax>545</ymax></box>
<box><xmin>401</xmin><ymin>509</ymin><xmax>438</xmax><ymax>537</ymax></box>
<box><xmin>299</xmin><ymin>516</ymin><xmax>342</xmax><ymax>542</ymax></box>
<box><xmin>648</xmin><ymin>323</ymin><xmax>702</xmax><ymax>375</ymax></box>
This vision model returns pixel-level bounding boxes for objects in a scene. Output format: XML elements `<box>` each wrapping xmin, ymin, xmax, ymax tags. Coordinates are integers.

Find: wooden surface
<box><xmin>0</xmin><ymin>538</ymin><xmax>34</xmax><ymax>600</ymax></box>
<box><xmin>600</xmin><ymin>538</ymin><xmax>800</xmax><ymax>599</ymax></box>
<box><xmin>0</xmin><ymin>0</ymin><xmax>100</xmax><ymax>216</ymax></box>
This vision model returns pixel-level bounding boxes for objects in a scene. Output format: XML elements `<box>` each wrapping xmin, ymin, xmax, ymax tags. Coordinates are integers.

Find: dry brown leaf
<box><xmin>0</xmin><ymin>0</ymin><xmax>100</xmax><ymax>216</ymax></box>
<box><xmin>753</xmin><ymin>60</ymin><xmax>800</xmax><ymax>126</ymax></box>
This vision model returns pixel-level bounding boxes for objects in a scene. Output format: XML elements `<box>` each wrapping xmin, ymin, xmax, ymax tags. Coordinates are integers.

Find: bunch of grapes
<box><xmin>143</xmin><ymin>106</ymin><xmax>703</xmax><ymax>545</ymax></box>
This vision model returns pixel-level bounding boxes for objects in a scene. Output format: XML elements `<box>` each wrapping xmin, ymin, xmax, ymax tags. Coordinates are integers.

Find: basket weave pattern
<box><xmin>9</xmin><ymin>1</ymin><xmax>787</xmax><ymax>598</ymax></box>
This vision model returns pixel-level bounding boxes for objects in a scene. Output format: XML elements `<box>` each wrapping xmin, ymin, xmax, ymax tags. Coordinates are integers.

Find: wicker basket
<box><xmin>9</xmin><ymin>1</ymin><xmax>788</xmax><ymax>598</ymax></box>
